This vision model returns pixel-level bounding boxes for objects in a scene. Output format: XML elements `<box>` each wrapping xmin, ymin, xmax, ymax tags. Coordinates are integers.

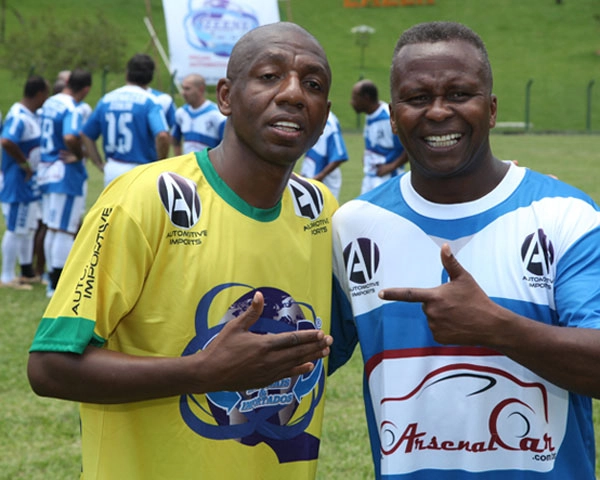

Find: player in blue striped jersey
<box><xmin>172</xmin><ymin>73</ymin><xmax>227</xmax><ymax>156</ymax></box>
<box><xmin>351</xmin><ymin>79</ymin><xmax>407</xmax><ymax>194</ymax></box>
<box><xmin>38</xmin><ymin>69</ymin><xmax>92</xmax><ymax>295</ymax></box>
<box><xmin>0</xmin><ymin>75</ymin><xmax>49</xmax><ymax>289</ymax></box>
<box><xmin>331</xmin><ymin>21</ymin><xmax>600</xmax><ymax>479</ymax></box>
<box><xmin>81</xmin><ymin>54</ymin><xmax>171</xmax><ymax>188</ymax></box>
<box><xmin>300</xmin><ymin>111</ymin><xmax>348</xmax><ymax>200</ymax></box>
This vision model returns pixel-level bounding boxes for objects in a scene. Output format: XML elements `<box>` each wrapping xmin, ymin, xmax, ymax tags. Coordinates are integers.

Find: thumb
<box><xmin>441</xmin><ymin>244</ymin><xmax>465</xmax><ymax>281</ymax></box>
<box><xmin>235</xmin><ymin>290</ymin><xmax>264</xmax><ymax>332</ymax></box>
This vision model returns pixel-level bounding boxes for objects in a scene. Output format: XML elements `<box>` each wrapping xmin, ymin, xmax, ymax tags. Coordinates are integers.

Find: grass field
<box><xmin>1</xmin><ymin>132</ymin><xmax>599</xmax><ymax>479</ymax></box>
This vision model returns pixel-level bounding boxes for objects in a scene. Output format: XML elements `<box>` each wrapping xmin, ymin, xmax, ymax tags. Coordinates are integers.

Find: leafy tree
<box><xmin>0</xmin><ymin>10</ymin><xmax>127</xmax><ymax>79</ymax></box>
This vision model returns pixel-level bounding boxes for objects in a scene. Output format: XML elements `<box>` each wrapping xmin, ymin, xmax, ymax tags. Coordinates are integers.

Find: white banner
<box><xmin>162</xmin><ymin>0</ymin><xmax>280</xmax><ymax>86</ymax></box>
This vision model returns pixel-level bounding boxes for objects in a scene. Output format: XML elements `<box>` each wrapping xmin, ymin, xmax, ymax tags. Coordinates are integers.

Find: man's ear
<box><xmin>216</xmin><ymin>78</ymin><xmax>232</xmax><ymax>116</ymax></box>
<box><xmin>489</xmin><ymin>94</ymin><xmax>498</xmax><ymax>128</ymax></box>
<box><xmin>389</xmin><ymin>103</ymin><xmax>398</xmax><ymax>134</ymax></box>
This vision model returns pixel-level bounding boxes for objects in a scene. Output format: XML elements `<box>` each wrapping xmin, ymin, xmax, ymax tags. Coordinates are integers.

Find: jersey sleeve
<box><xmin>172</xmin><ymin>108</ymin><xmax>183</xmax><ymax>141</ymax></box>
<box><xmin>148</xmin><ymin>102</ymin><xmax>169</xmax><ymax>137</ymax></box>
<box><xmin>555</xmin><ymin>224</ymin><xmax>600</xmax><ymax>330</ymax></box>
<box><xmin>328</xmin><ymin>208</ymin><xmax>359</xmax><ymax>375</ymax></box>
<box><xmin>30</xmin><ymin>184</ymin><xmax>155</xmax><ymax>354</ymax></box>
<box><xmin>81</xmin><ymin>106</ymin><xmax>102</xmax><ymax>140</ymax></box>
<box><xmin>1</xmin><ymin>115</ymin><xmax>24</xmax><ymax>143</ymax></box>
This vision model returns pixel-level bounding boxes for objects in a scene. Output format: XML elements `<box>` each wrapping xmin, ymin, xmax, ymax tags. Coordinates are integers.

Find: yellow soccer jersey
<box><xmin>30</xmin><ymin>149</ymin><xmax>338</xmax><ymax>480</ymax></box>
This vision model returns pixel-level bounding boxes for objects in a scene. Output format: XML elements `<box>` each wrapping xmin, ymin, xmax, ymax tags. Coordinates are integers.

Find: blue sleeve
<box><xmin>81</xmin><ymin>107</ymin><xmax>101</xmax><ymax>140</ymax></box>
<box><xmin>555</xmin><ymin>226</ymin><xmax>600</xmax><ymax>330</ymax></box>
<box><xmin>172</xmin><ymin>115</ymin><xmax>182</xmax><ymax>142</ymax></box>
<box><xmin>387</xmin><ymin>134</ymin><xmax>404</xmax><ymax>164</ymax></box>
<box><xmin>326</xmin><ymin>130</ymin><xmax>349</xmax><ymax>164</ymax></box>
<box><xmin>148</xmin><ymin>103</ymin><xmax>169</xmax><ymax>136</ymax></box>
<box><xmin>1</xmin><ymin>116</ymin><xmax>23</xmax><ymax>143</ymax></box>
<box><xmin>166</xmin><ymin>102</ymin><xmax>176</xmax><ymax>128</ymax></box>
<box><xmin>328</xmin><ymin>275</ymin><xmax>358</xmax><ymax>375</ymax></box>
<box><xmin>218</xmin><ymin>118</ymin><xmax>227</xmax><ymax>142</ymax></box>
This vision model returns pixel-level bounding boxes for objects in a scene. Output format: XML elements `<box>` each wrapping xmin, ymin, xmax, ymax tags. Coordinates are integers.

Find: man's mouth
<box><xmin>424</xmin><ymin>133</ymin><xmax>462</xmax><ymax>148</ymax></box>
<box><xmin>273</xmin><ymin>121</ymin><xmax>301</xmax><ymax>132</ymax></box>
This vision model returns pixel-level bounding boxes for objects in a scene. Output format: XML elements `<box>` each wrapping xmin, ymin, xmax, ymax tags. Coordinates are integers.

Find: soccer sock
<box><xmin>17</xmin><ymin>230</ymin><xmax>35</xmax><ymax>266</ymax></box>
<box><xmin>49</xmin><ymin>231</ymin><xmax>75</xmax><ymax>290</ymax></box>
<box><xmin>49</xmin><ymin>268</ymin><xmax>63</xmax><ymax>291</ymax></box>
<box><xmin>51</xmin><ymin>231</ymin><xmax>75</xmax><ymax>269</ymax></box>
<box><xmin>1</xmin><ymin>230</ymin><xmax>19</xmax><ymax>283</ymax></box>
<box><xmin>20</xmin><ymin>264</ymin><xmax>36</xmax><ymax>278</ymax></box>
<box><xmin>44</xmin><ymin>229</ymin><xmax>56</xmax><ymax>275</ymax></box>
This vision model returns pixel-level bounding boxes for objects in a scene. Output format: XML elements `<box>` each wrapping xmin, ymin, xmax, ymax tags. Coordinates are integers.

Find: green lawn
<box><xmin>1</xmin><ymin>132</ymin><xmax>599</xmax><ymax>479</ymax></box>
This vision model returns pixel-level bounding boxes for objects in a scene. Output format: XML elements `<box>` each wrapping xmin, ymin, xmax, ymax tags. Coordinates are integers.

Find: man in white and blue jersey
<box><xmin>81</xmin><ymin>53</ymin><xmax>171</xmax><ymax>188</ymax></box>
<box><xmin>38</xmin><ymin>69</ymin><xmax>92</xmax><ymax>295</ymax></box>
<box><xmin>0</xmin><ymin>75</ymin><xmax>49</xmax><ymax>289</ymax></box>
<box><xmin>331</xmin><ymin>21</ymin><xmax>600</xmax><ymax>480</ymax></box>
<box><xmin>351</xmin><ymin>79</ymin><xmax>407</xmax><ymax>194</ymax></box>
<box><xmin>300</xmin><ymin>110</ymin><xmax>348</xmax><ymax>199</ymax></box>
<box><xmin>172</xmin><ymin>73</ymin><xmax>226</xmax><ymax>156</ymax></box>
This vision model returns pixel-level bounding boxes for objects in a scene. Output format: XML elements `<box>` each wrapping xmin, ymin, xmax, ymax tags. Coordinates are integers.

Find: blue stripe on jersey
<box><xmin>361</xmin><ymin>169</ymin><xmax>597</xmax><ymax>240</ymax></box>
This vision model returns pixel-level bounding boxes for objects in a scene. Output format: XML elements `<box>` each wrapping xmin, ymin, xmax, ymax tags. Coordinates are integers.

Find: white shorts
<box><xmin>42</xmin><ymin>193</ymin><xmax>85</xmax><ymax>233</ymax></box>
<box><xmin>104</xmin><ymin>158</ymin><xmax>141</xmax><ymax>187</ymax></box>
<box><xmin>1</xmin><ymin>202</ymin><xmax>38</xmax><ymax>233</ymax></box>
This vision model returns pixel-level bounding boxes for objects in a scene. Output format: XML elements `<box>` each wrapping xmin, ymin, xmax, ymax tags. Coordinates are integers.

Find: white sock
<box><xmin>51</xmin><ymin>231</ymin><xmax>75</xmax><ymax>269</ymax></box>
<box><xmin>44</xmin><ymin>229</ymin><xmax>56</xmax><ymax>273</ymax></box>
<box><xmin>17</xmin><ymin>231</ymin><xmax>35</xmax><ymax>265</ymax></box>
<box><xmin>1</xmin><ymin>230</ymin><xmax>18</xmax><ymax>283</ymax></box>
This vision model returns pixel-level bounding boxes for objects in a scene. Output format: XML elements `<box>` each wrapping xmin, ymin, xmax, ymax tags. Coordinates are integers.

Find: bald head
<box><xmin>226</xmin><ymin>22</ymin><xmax>331</xmax><ymax>88</ymax></box>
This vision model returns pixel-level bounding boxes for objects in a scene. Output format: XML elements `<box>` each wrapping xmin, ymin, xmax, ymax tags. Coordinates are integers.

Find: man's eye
<box><xmin>305</xmin><ymin>80</ymin><xmax>322</xmax><ymax>91</ymax></box>
<box><xmin>449</xmin><ymin>92</ymin><xmax>470</xmax><ymax>101</ymax></box>
<box><xmin>406</xmin><ymin>95</ymin><xmax>429</xmax><ymax>105</ymax></box>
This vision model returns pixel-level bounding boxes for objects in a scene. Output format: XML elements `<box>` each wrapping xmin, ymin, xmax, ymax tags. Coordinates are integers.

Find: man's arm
<box><xmin>155</xmin><ymin>131</ymin><xmax>171</xmax><ymax>160</ymax></box>
<box><xmin>81</xmin><ymin>133</ymin><xmax>104</xmax><ymax>172</ymax></box>
<box><xmin>172</xmin><ymin>137</ymin><xmax>183</xmax><ymax>157</ymax></box>
<box><xmin>313</xmin><ymin>160</ymin><xmax>344</xmax><ymax>182</ymax></box>
<box><xmin>379</xmin><ymin>244</ymin><xmax>600</xmax><ymax>398</ymax></box>
<box><xmin>63</xmin><ymin>134</ymin><xmax>84</xmax><ymax>161</ymax></box>
<box><xmin>0</xmin><ymin>137</ymin><xmax>33</xmax><ymax>179</ymax></box>
<box><xmin>28</xmin><ymin>291</ymin><xmax>332</xmax><ymax>404</ymax></box>
<box><xmin>376</xmin><ymin>151</ymin><xmax>408</xmax><ymax>177</ymax></box>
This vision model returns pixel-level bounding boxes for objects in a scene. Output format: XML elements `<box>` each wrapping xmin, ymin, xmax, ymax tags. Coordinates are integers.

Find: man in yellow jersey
<box><xmin>28</xmin><ymin>22</ymin><xmax>335</xmax><ymax>479</ymax></box>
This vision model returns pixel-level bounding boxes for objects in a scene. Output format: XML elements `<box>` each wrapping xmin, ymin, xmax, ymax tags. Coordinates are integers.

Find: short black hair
<box><xmin>126</xmin><ymin>53</ymin><xmax>155</xmax><ymax>86</ymax></box>
<box><xmin>392</xmin><ymin>21</ymin><xmax>493</xmax><ymax>91</ymax></box>
<box><xmin>358</xmin><ymin>80</ymin><xmax>378</xmax><ymax>103</ymax></box>
<box><xmin>67</xmin><ymin>69</ymin><xmax>92</xmax><ymax>92</ymax></box>
<box><xmin>24</xmin><ymin>75</ymin><xmax>48</xmax><ymax>98</ymax></box>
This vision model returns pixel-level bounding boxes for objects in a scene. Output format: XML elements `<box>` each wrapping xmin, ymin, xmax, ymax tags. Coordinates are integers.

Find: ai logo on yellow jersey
<box><xmin>288</xmin><ymin>174</ymin><xmax>324</xmax><ymax>221</ymax></box>
<box><xmin>157</xmin><ymin>172</ymin><xmax>201</xmax><ymax>229</ymax></box>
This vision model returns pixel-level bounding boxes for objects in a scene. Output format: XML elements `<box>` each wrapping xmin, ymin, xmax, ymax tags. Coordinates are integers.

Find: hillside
<box><xmin>0</xmin><ymin>0</ymin><xmax>598</xmax><ymax>132</ymax></box>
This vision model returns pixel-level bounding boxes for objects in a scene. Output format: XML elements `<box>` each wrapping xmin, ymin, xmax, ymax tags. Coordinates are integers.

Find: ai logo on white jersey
<box><xmin>521</xmin><ymin>229</ymin><xmax>554</xmax><ymax>276</ymax></box>
<box><xmin>343</xmin><ymin>237</ymin><xmax>380</xmax><ymax>284</ymax></box>
<box><xmin>288</xmin><ymin>174</ymin><xmax>324</xmax><ymax>220</ymax></box>
<box><xmin>157</xmin><ymin>172</ymin><xmax>201</xmax><ymax>229</ymax></box>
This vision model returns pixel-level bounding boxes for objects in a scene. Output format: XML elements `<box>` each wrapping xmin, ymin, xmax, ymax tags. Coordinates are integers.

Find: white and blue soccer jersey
<box><xmin>301</xmin><ymin>111</ymin><xmax>348</xmax><ymax>199</ymax></box>
<box><xmin>38</xmin><ymin>93</ymin><xmax>87</xmax><ymax>196</ymax></box>
<box><xmin>0</xmin><ymin>103</ymin><xmax>41</xmax><ymax>203</ymax></box>
<box><xmin>82</xmin><ymin>85</ymin><xmax>169</xmax><ymax>165</ymax></box>
<box><xmin>330</xmin><ymin>162</ymin><xmax>600</xmax><ymax>479</ymax></box>
<box><xmin>172</xmin><ymin>100</ymin><xmax>227</xmax><ymax>154</ymax></box>
<box><xmin>148</xmin><ymin>87</ymin><xmax>176</xmax><ymax>128</ymax></box>
<box><xmin>363</xmin><ymin>101</ymin><xmax>404</xmax><ymax>178</ymax></box>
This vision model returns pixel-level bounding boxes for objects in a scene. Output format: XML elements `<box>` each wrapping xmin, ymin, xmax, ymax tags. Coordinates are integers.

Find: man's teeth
<box><xmin>274</xmin><ymin>121</ymin><xmax>300</xmax><ymax>132</ymax></box>
<box><xmin>425</xmin><ymin>133</ymin><xmax>461</xmax><ymax>147</ymax></box>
